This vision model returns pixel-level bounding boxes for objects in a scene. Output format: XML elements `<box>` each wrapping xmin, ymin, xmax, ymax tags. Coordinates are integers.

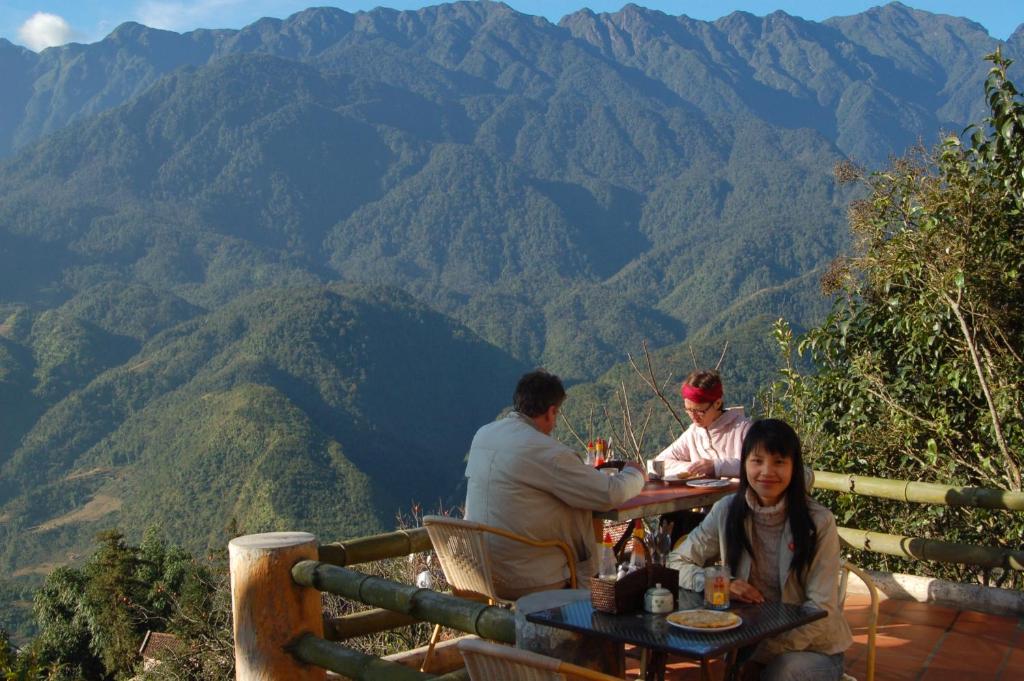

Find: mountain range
<box><xmin>1</xmin><ymin>0</ymin><xmax>1021</xmax><ymax>634</ymax></box>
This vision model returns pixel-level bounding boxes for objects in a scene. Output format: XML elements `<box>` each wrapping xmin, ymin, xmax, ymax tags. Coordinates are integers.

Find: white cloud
<box><xmin>17</xmin><ymin>12</ymin><xmax>75</xmax><ymax>51</ymax></box>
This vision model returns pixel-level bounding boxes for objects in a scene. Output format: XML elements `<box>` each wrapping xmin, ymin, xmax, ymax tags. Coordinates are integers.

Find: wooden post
<box><xmin>230</xmin><ymin>532</ymin><xmax>325</xmax><ymax>681</ymax></box>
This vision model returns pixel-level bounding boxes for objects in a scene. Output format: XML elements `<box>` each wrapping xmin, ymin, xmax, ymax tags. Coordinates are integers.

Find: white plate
<box><xmin>666</xmin><ymin>609</ymin><xmax>742</xmax><ymax>632</ymax></box>
<box><xmin>657</xmin><ymin>474</ymin><xmax>695</xmax><ymax>484</ymax></box>
<box><xmin>686</xmin><ymin>479</ymin><xmax>731</xmax><ymax>488</ymax></box>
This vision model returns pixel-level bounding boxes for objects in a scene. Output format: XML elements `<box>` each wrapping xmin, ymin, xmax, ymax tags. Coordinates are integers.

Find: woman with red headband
<box><xmin>652</xmin><ymin>370</ymin><xmax>751</xmax><ymax>545</ymax></box>
<box><xmin>654</xmin><ymin>369</ymin><xmax>751</xmax><ymax>480</ymax></box>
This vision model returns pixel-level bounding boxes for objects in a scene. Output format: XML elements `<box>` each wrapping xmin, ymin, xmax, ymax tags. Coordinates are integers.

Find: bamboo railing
<box><xmin>229</xmin><ymin>529</ymin><xmax>516</xmax><ymax>681</ymax></box>
<box><xmin>814</xmin><ymin>471</ymin><xmax>1024</xmax><ymax>510</ymax></box>
<box><xmin>813</xmin><ymin>470</ymin><xmax>1024</xmax><ymax>575</ymax></box>
<box><xmin>319</xmin><ymin>527</ymin><xmax>433</xmax><ymax>566</ymax></box>
<box><xmin>290</xmin><ymin>561</ymin><xmax>516</xmax><ymax>644</ymax></box>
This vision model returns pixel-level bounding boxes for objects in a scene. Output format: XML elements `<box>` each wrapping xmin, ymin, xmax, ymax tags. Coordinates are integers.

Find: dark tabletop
<box><xmin>525</xmin><ymin>590</ymin><xmax>827</xmax><ymax>660</ymax></box>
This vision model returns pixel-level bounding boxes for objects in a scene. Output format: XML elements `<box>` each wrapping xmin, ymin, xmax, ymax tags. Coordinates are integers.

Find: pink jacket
<box><xmin>654</xmin><ymin>408</ymin><xmax>750</xmax><ymax>478</ymax></box>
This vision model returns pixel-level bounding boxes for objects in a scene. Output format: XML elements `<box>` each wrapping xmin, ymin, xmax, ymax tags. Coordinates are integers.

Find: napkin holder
<box><xmin>591</xmin><ymin>565</ymin><xmax>678</xmax><ymax>614</ymax></box>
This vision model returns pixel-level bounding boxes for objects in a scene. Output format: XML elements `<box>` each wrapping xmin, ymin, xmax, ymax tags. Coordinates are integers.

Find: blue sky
<box><xmin>2</xmin><ymin>1</ymin><xmax>1021</xmax><ymax>51</ymax></box>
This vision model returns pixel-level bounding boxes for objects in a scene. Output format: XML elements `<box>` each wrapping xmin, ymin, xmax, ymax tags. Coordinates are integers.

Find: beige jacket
<box><xmin>464</xmin><ymin>412</ymin><xmax>645</xmax><ymax>595</ymax></box>
<box><xmin>667</xmin><ymin>494</ymin><xmax>852</xmax><ymax>661</ymax></box>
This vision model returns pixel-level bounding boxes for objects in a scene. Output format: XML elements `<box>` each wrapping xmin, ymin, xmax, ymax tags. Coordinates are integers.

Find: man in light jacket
<box><xmin>464</xmin><ymin>370</ymin><xmax>646</xmax><ymax>600</ymax></box>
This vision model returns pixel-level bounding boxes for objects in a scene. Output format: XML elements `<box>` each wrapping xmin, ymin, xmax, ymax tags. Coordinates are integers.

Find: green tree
<box><xmin>32</xmin><ymin>566</ymin><xmax>104</xmax><ymax>680</ymax></box>
<box><xmin>0</xmin><ymin>629</ymin><xmax>42</xmax><ymax>680</ymax></box>
<box><xmin>769</xmin><ymin>51</ymin><xmax>1024</xmax><ymax>581</ymax></box>
<box><xmin>81</xmin><ymin>531</ymin><xmax>149</xmax><ymax>679</ymax></box>
<box><xmin>30</xmin><ymin>528</ymin><xmax>228</xmax><ymax>680</ymax></box>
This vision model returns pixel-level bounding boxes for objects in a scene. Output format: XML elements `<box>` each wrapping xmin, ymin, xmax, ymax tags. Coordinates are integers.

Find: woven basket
<box><xmin>590</xmin><ymin>565</ymin><xmax>679</xmax><ymax>614</ymax></box>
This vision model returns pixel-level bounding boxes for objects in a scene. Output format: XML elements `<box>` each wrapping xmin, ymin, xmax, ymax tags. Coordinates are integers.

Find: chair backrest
<box><xmin>839</xmin><ymin>558</ymin><xmax>879</xmax><ymax>681</ymax></box>
<box><xmin>423</xmin><ymin>515</ymin><xmax>578</xmax><ymax>604</ymax></box>
<box><xmin>423</xmin><ymin>516</ymin><xmax>501</xmax><ymax>602</ymax></box>
<box><xmin>458</xmin><ymin>639</ymin><xmax>623</xmax><ymax>681</ymax></box>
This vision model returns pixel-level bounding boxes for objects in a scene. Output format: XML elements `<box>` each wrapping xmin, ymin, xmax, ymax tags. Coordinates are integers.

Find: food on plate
<box><xmin>661</xmin><ymin>470</ymin><xmax>698</xmax><ymax>481</ymax></box>
<box><xmin>666</xmin><ymin>609</ymin><xmax>740</xmax><ymax>629</ymax></box>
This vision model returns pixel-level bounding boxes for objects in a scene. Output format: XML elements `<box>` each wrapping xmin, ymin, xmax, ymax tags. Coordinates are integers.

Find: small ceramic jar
<box><xmin>644</xmin><ymin>583</ymin><xmax>674</xmax><ymax>614</ymax></box>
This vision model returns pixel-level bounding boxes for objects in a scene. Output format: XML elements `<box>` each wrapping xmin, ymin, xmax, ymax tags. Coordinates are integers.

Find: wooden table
<box><xmin>595</xmin><ymin>480</ymin><xmax>738</xmax><ymax>521</ymax></box>
<box><xmin>526</xmin><ymin>590</ymin><xmax>827</xmax><ymax>681</ymax></box>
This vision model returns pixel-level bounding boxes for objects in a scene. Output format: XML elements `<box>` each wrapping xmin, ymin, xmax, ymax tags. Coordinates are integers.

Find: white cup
<box><xmin>647</xmin><ymin>459</ymin><xmax>665</xmax><ymax>477</ymax></box>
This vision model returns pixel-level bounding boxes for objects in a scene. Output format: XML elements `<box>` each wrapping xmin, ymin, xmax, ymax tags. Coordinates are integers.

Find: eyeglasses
<box><xmin>684</xmin><ymin>403</ymin><xmax>715</xmax><ymax>416</ymax></box>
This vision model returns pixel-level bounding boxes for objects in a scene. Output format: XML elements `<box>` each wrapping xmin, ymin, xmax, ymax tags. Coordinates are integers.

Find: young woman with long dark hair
<box><xmin>668</xmin><ymin>419</ymin><xmax>852</xmax><ymax>680</ymax></box>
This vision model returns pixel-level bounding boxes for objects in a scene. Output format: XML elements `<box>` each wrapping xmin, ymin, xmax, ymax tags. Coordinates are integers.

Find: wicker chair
<box><xmin>420</xmin><ymin>515</ymin><xmax>578</xmax><ymax>671</ymax></box>
<box><xmin>839</xmin><ymin>558</ymin><xmax>879</xmax><ymax>681</ymax></box>
<box><xmin>458</xmin><ymin>638</ymin><xmax>624</xmax><ymax>681</ymax></box>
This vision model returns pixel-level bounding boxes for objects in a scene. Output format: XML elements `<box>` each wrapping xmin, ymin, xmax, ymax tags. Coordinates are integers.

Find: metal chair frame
<box><xmin>420</xmin><ymin>515</ymin><xmax>578</xmax><ymax>672</ymax></box>
<box><xmin>839</xmin><ymin>558</ymin><xmax>879</xmax><ymax>681</ymax></box>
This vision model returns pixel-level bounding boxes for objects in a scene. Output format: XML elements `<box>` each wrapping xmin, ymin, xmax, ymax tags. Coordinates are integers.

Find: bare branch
<box><xmin>628</xmin><ymin>340</ymin><xmax>686</xmax><ymax>430</ymax></box>
<box><xmin>611</xmin><ymin>381</ymin><xmax>644</xmax><ymax>463</ymax></box>
<box><xmin>715</xmin><ymin>340</ymin><xmax>730</xmax><ymax>371</ymax></box>
<box><xmin>620</xmin><ymin>381</ymin><xmax>641</xmax><ymax>458</ymax></box>
<box><xmin>635</xmin><ymin>406</ymin><xmax>653</xmax><ymax>458</ymax></box>
<box><xmin>941</xmin><ymin>292</ymin><xmax>1020</xmax><ymax>490</ymax></box>
<box><xmin>601</xmin><ymin>404</ymin><xmax>625</xmax><ymax>459</ymax></box>
<box><xmin>559</xmin><ymin>411</ymin><xmax>587</xmax><ymax>450</ymax></box>
<box><xmin>688</xmin><ymin>344</ymin><xmax>698</xmax><ymax>369</ymax></box>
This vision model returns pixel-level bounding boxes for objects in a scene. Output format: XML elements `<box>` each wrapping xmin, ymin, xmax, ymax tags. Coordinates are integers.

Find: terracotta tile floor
<box><xmin>623</xmin><ymin>593</ymin><xmax>1024</xmax><ymax>680</ymax></box>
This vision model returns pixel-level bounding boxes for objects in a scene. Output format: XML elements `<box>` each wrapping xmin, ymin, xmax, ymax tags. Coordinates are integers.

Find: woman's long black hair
<box><xmin>724</xmin><ymin>419</ymin><xmax>816</xmax><ymax>588</ymax></box>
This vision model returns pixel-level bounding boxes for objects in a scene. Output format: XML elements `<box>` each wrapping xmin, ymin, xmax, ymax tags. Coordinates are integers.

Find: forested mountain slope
<box><xmin>3</xmin><ymin>2</ymin><xmax>1015</xmax><ymax>378</ymax></box>
<box><xmin>0</xmin><ymin>284</ymin><xmax>524</xmax><ymax>576</ymax></box>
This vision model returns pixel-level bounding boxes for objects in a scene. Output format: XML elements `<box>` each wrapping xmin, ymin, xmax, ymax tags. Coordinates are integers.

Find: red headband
<box><xmin>681</xmin><ymin>383</ymin><xmax>722</xmax><ymax>404</ymax></box>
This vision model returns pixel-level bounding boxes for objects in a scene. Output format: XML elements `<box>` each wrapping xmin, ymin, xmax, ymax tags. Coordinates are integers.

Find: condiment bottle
<box><xmin>598</xmin><ymin>532</ymin><xmax>617</xmax><ymax>580</ymax></box>
<box><xmin>629</xmin><ymin>524</ymin><xmax>647</xmax><ymax>570</ymax></box>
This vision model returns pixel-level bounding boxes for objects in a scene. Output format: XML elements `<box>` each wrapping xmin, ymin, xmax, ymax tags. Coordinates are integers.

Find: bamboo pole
<box><xmin>289</xmin><ymin>634</ymin><xmax>469</xmax><ymax>680</ymax></box>
<box><xmin>229</xmin><ymin>532</ymin><xmax>325</xmax><ymax>681</ymax></box>
<box><xmin>319</xmin><ymin>528</ymin><xmax>433</xmax><ymax>566</ymax></box>
<box><xmin>326</xmin><ymin>608</ymin><xmax>420</xmax><ymax>641</ymax></box>
<box><xmin>292</xmin><ymin>561</ymin><xmax>516</xmax><ymax>644</ymax></box>
<box><xmin>814</xmin><ymin>471</ymin><xmax>1024</xmax><ymax>511</ymax></box>
<box><xmin>837</xmin><ymin>527</ymin><xmax>1024</xmax><ymax>570</ymax></box>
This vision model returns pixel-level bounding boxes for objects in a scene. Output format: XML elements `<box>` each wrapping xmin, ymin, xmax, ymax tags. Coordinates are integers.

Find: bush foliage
<box><xmin>767</xmin><ymin>51</ymin><xmax>1024</xmax><ymax>582</ymax></box>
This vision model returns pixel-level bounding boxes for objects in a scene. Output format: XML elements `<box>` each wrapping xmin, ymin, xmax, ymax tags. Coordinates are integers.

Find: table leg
<box><xmin>651</xmin><ymin>651</ymin><xmax>667</xmax><ymax>681</ymax></box>
<box><xmin>724</xmin><ymin>645</ymin><xmax>753</xmax><ymax>681</ymax></box>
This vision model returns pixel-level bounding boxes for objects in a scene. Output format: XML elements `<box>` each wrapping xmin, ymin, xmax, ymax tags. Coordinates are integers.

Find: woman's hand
<box><xmin>729</xmin><ymin>579</ymin><xmax>764</xmax><ymax>604</ymax></box>
<box><xmin>688</xmin><ymin>459</ymin><xmax>716</xmax><ymax>477</ymax></box>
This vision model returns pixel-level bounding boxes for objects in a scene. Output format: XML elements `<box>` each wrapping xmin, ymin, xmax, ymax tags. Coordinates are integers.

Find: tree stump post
<box><xmin>229</xmin><ymin>532</ymin><xmax>325</xmax><ymax>680</ymax></box>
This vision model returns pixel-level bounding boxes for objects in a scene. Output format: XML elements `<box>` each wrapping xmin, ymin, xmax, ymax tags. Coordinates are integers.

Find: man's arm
<box><xmin>543</xmin><ymin>450</ymin><xmax>645</xmax><ymax>511</ymax></box>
